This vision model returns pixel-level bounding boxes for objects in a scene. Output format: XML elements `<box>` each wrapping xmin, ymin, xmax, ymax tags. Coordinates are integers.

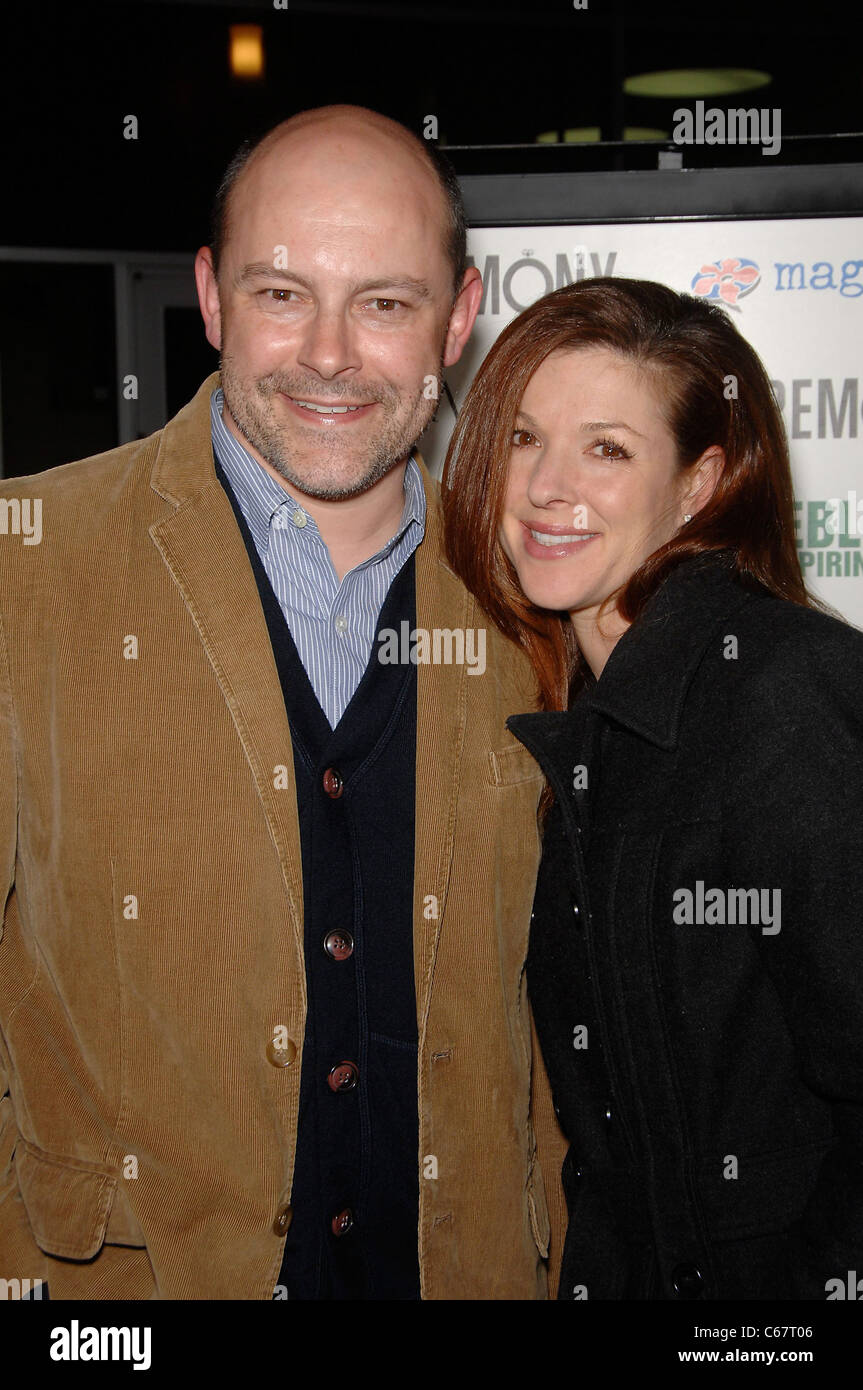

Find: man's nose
<box><xmin>295</xmin><ymin>309</ymin><xmax>361</xmax><ymax>380</ymax></box>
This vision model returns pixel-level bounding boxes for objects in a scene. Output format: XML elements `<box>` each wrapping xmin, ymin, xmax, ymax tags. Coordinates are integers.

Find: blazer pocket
<box><xmin>15</xmin><ymin>1138</ymin><xmax>146</xmax><ymax>1260</ymax></box>
<box><xmin>488</xmin><ymin>743</ymin><xmax>545</xmax><ymax>787</ymax></box>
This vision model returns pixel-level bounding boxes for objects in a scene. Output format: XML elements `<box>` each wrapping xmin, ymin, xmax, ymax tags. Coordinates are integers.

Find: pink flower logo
<box><xmin>691</xmin><ymin>258</ymin><xmax>761</xmax><ymax>310</ymax></box>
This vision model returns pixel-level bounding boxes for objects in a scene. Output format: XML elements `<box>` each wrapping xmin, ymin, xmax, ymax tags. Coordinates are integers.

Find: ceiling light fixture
<box><xmin>624</xmin><ymin>69</ymin><xmax>772</xmax><ymax>98</ymax></box>
<box><xmin>229</xmin><ymin>25</ymin><xmax>265</xmax><ymax>80</ymax></box>
<box><xmin>536</xmin><ymin>127</ymin><xmax>669</xmax><ymax>143</ymax></box>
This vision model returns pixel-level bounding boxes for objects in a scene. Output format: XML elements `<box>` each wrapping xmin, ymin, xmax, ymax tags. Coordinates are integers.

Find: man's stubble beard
<box><xmin>219</xmin><ymin>348</ymin><xmax>445</xmax><ymax>502</ymax></box>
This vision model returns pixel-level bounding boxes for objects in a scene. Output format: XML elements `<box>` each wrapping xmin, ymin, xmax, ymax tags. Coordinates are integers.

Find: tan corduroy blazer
<box><xmin>0</xmin><ymin>373</ymin><xmax>567</xmax><ymax>1300</ymax></box>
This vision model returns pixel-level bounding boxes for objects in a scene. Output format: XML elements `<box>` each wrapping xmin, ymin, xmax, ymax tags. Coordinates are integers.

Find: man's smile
<box><xmin>278</xmin><ymin>392</ymin><xmax>378</xmax><ymax>424</ymax></box>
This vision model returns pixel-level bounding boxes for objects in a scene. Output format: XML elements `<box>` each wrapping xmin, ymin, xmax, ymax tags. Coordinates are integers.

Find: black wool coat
<box><xmin>508</xmin><ymin>550</ymin><xmax>863</xmax><ymax>1301</ymax></box>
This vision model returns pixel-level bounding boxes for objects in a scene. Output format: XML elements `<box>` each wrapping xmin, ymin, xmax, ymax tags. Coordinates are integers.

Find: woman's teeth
<box><xmin>529</xmin><ymin>529</ymin><xmax>597</xmax><ymax>546</ymax></box>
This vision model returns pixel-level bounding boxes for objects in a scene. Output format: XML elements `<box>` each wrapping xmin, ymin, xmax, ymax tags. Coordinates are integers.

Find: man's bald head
<box><xmin>209</xmin><ymin>106</ymin><xmax>467</xmax><ymax>301</ymax></box>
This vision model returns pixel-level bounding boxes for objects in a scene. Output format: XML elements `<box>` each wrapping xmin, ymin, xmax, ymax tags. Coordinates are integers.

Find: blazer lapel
<box><xmin>147</xmin><ymin>373</ymin><xmax>305</xmax><ymax>958</ymax></box>
<box><xmin>412</xmin><ymin>462</ymin><xmax>470</xmax><ymax>1034</ymax></box>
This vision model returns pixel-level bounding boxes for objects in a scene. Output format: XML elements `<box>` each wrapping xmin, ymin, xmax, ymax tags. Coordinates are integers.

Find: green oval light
<box><xmin>536</xmin><ymin>126</ymin><xmax>669</xmax><ymax>144</ymax></box>
<box><xmin>624</xmin><ymin>68</ymin><xmax>772</xmax><ymax>98</ymax></box>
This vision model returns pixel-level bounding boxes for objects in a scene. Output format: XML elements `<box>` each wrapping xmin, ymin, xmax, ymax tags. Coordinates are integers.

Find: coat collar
<box><xmin>148</xmin><ymin>371</ymin><xmax>465</xmax><ymax>1031</ymax></box>
<box><xmin>508</xmin><ymin>551</ymin><xmax>760</xmax><ymax>786</ymax></box>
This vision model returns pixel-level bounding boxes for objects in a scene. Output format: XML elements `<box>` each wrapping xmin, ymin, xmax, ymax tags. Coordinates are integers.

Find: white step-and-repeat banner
<box><xmin>423</xmin><ymin>218</ymin><xmax>863</xmax><ymax>626</ymax></box>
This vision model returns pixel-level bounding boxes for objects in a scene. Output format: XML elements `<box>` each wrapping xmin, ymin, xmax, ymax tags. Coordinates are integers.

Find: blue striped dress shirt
<box><xmin>210</xmin><ymin>386</ymin><xmax>426</xmax><ymax>728</ymax></box>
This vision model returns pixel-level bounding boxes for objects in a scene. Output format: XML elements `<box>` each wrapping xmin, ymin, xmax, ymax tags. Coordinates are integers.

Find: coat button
<box><xmin>273</xmin><ymin>1204</ymin><xmax>293</xmax><ymax>1236</ymax></box>
<box><xmin>267</xmin><ymin>1037</ymin><xmax>297</xmax><ymax>1067</ymax></box>
<box><xmin>671</xmin><ymin>1263</ymin><xmax>704</xmax><ymax>1298</ymax></box>
<box><xmin>604</xmin><ymin>1104</ymin><xmax>612</xmax><ymax>1127</ymax></box>
<box><xmin>328</xmin><ymin>1060</ymin><xmax>359</xmax><ymax>1092</ymax></box>
<box><xmin>323</xmin><ymin>929</ymin><xmax>354</xmax><ymax>961</ymax></box>
<box><xmin>331</xmin><ymin>1208</ymin><xmax>354</xmax><ymax>1237</ymax></box>
<box><xmin>322</xmin><ymin>767</ymin><xmax>344</xmax><ymax>798</ymax></box>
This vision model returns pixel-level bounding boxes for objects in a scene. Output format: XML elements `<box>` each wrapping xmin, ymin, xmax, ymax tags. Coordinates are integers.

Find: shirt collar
<box><xmin>209</xmin><ymin>385</ymin><xmax>425</xmax><ymax>560</ymax></box>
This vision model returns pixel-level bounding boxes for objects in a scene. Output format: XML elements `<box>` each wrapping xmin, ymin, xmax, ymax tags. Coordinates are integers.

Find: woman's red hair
<box><xmin>442</xmin><ymin>276</ymin><xmax>814</xmax><ymax>714</ymax></box>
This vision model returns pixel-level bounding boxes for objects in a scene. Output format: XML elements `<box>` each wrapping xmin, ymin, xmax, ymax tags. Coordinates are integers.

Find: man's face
<box><xmin>202</xmin><ymin>130</ymin><xmax>462</xmax><ymax>501</ymax></box>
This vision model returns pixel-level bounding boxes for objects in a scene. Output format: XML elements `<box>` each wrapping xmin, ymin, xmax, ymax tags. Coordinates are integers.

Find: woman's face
<box><xmin>499</xmin><ymin>347</ymin><xmax>690</xmax><ymax>627</ymax></box>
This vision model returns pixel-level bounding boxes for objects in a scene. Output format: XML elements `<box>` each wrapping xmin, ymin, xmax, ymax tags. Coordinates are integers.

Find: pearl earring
<box><xmin>683</xmin><ymin>514</ymin><xmax>692</xmax><ymax>523</ymax></box>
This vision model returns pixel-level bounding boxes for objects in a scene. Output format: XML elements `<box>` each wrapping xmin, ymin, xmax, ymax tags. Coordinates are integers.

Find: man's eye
<box><xmin>263</xmin><ymin>288</ymin><xmax>299</xmax><ymax>303</ymax></box>
<box><xmin>368</xmin><ymin>298</ymin><xmax>401</xmax><ymax>312</ymax></box>
<box><xmin>512</xmin><ymin>428</ymin><xmax>540</xmax><ymax>448</ymax></box>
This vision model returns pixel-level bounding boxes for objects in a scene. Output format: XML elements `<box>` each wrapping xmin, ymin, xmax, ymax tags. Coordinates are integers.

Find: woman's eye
<box><xmin>592</xmin><ymin>438</ymin><xmax>631</xmax><ymax>460</ymax></box>
<box><xmin>512</xmin><ymin>428</ymin><xmax>540</xmax><ymax>448</ymax></box>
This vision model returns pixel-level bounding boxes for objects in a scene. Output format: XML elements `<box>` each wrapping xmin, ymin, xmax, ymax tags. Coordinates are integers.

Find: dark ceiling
<box><xmin>1</xmin><ymin>0</ymin><xmax>860</xmax><ymax>255</ymax></box>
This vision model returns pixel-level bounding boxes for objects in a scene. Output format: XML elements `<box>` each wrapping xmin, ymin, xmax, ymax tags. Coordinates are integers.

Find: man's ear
<box><xmin>195</xmin><ymin>247</ymin><xmax>223</xmax><ymax>352</ymax></box>
<box><xmin>442</xmin><ymin>266</ymin><xmax>483</xmax><ymax>369</ymax></box>
<box><xmin>686</xmin><ymin>446</ymin><xmax>725</xmax><ymax>517</ymax></box>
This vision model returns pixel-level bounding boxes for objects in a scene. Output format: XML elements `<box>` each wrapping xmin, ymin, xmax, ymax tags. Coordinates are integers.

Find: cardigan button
<box><xmin>331</xmin><ymin>1208</ymin><xmax>354</xmax><ymax>1237</ymax></box>
<box><xmin>328</xmin><ymin>1060</ymin><xmax>359</xmax><ymax>1092</ymax></box>
<box><xmin>322</xmin><ymin>767</ymin><xmax>344</xmax><ymax>798</ymax></box>
<box><xmin>671</xmin><ymin>1263</ymin><xmax>704</xmax><ymax>1298</ymax></box>
<box><xmin>324</xmin><ymin>929</ymin><xmax>354</xmax><ymax>961</ymax></box>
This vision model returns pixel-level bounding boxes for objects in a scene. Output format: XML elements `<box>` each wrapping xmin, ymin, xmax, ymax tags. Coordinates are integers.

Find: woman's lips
<box><xmin>521</xmin><ymin>521</ymin><xmax>599</xmax><ymax>559</ymax></box>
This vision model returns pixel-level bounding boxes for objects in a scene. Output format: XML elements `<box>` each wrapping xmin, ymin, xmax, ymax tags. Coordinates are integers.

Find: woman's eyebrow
<box><xmin>514</xmin><ymin>408</ymin><xmax>646</xmax><ymax>438</ymax></box>
<box><xmin>581</xmin><ymin>418</ymin><xmax>646</xmax><ymax>436</ymax></box>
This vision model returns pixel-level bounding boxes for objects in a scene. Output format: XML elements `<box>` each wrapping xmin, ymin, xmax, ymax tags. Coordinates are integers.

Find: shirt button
<box><xmin>604</xmin><ymin>1104</ymin><xmax>613</xmax><ymax>1127</ymax></box>
<box><xmin>328</xmin><ymin>1060</ymin><xmax>359</xmax><ymax>1093</ymax></box>
<box><xmin>267</xmin><ymin>1037</ymin><xmax>297</xmax><ymax>1067</ymax></box>
<box><xmin>323</xmin><ymin>929</ymin><xmax>354</xmax><ymax>961</ymax></box>
<box><xmin>334</xmin><ymin>615</ymin><xmax>348</xmax><ymax>634</ymax></box>
<box><xmin>292</xmin><ymin>509</ymin><xmax>308</xmax><ymax>528</ymax></box>
<box><xmin>331</xmin><ymin>1208</ymin><xmax>354</xmax><ymax>1237</ymax></box>
<box><xmin>322</xmin><ymin>767</ymin><xmax>344</xmax><ymax>798</ymax></box>
<box><xmin>273</xmin><ymin>1204</ymin><xmax>293</xmax><ymax>1236</ymax></box>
